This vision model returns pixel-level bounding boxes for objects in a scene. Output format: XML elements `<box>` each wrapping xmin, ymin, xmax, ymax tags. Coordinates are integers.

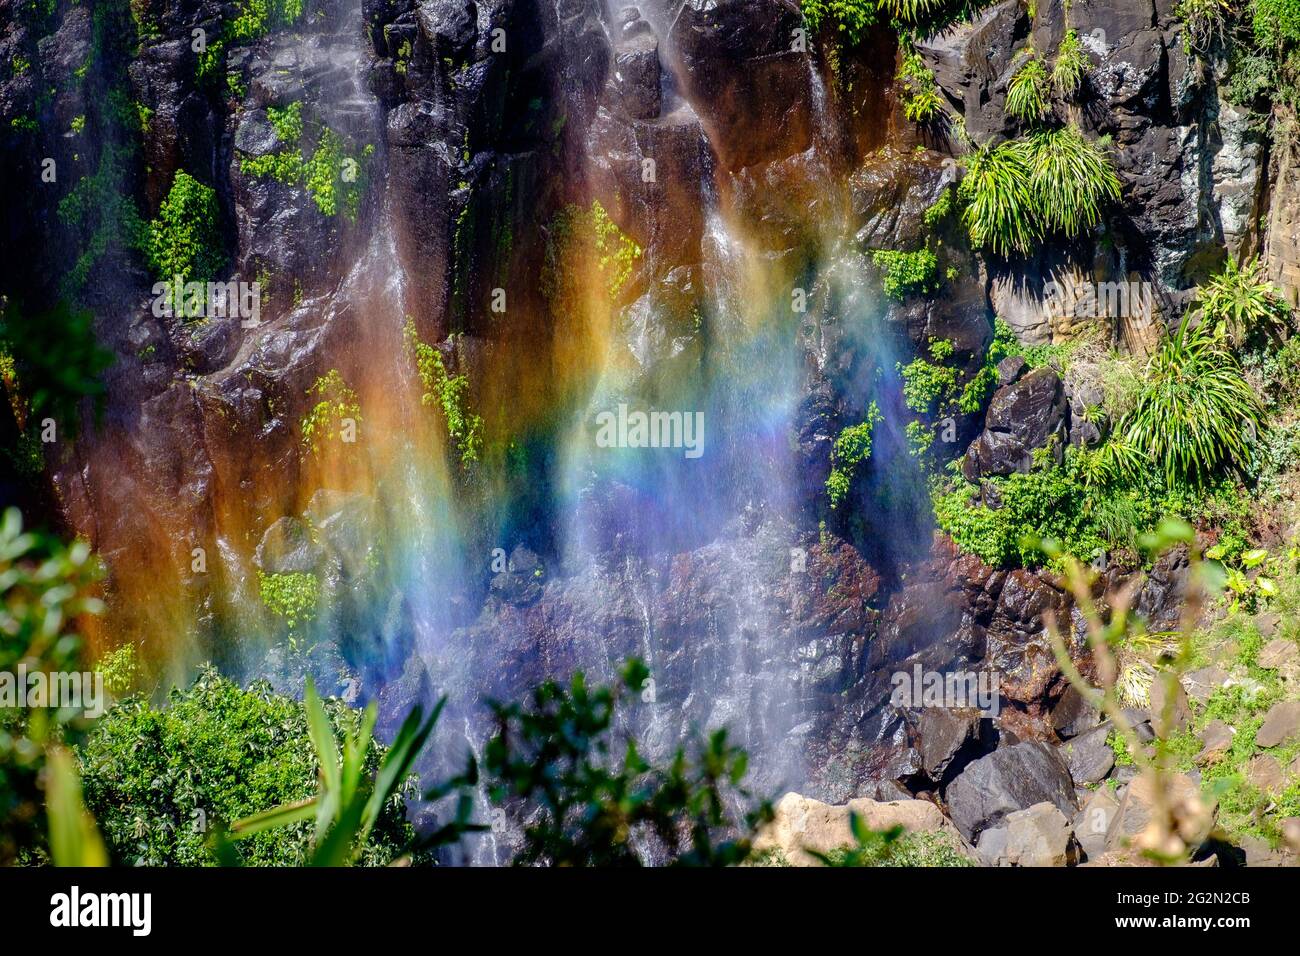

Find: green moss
<box><xmin>57</xmin><ymin>145</ymin><xmax>147</xmax><ymax>295</ymax></box>
<box><xmin>240</xmin><ymin>104</ymin><xmax>369</xmax><ymax>219</ymax></box>
<box><xmin>542</xmin><ymin>200</ymin><xmax>642</xmax><ymax>307</ymax></box>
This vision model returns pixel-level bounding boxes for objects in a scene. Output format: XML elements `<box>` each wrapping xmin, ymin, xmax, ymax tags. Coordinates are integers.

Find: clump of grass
<box><xmin>1052</xmin><ymin>29</ymin><xmax>1090</xmax><ymax>98</ymax></box>
<box><xmin>1005</xmin><ymin>53</ymin><xmax>1051</xmax><ymax>122</ymax></box>
<box><xmin>1119</xmin><ymin>316</ymin><xmax>1263</xmax><ymax>487</ymax></box>
<box><xmin>959</xmin><ymin>139</ymin><xmax>1038</xmax><ymax>256</ymax></box>
<box><xmin>1026</xmin><ymin>125</ymin><xmax>1122</xmax><ymax>237</ymax></box>
<box><xmin>960</xmin><ymin>124</ymin><xmax>1121</xmax><ymax>255</ymax></box>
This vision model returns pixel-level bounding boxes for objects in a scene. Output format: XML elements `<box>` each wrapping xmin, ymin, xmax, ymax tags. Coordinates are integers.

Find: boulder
<box><xmin>488</xmin><ymin>545</ymin><xmax>548</xmax><ymax>607</ymax></box>
<box><xmin>1003</xmin><ymin>802</ymin><xmax>1078</xmax><ymax>866</ymax></box>
<box><xmin>1148</xmin><ymin>678</ymin><xmax>1192</xmax><ymax>734</ymax></box>
<box><xmin>962</xmin><ymin>367</ymin><xmax>1068</xmax><ymax>480</ymax></box>
<box><xmin>1246</xmin><ymin>754</ymin><xmax>1285</xmax><ymax>795</ymax></box>
<box><xmin>1182</xmin><ymin>665</ymin><xmax>1228</xmax><ymax>705</ymax></box>
<box><xmin>913</xmin><ymin>707</ymin><xmax>982</xmax><ymax>781</ymax></box>
<box><xmin>915</xmin><ymin>0</ymin><xmax>1026</xmax><ymax>144</ymax></box>
<box><xmin>1255</xmin><ymin>700</ymin><xmax>1300</xmax><ymax>749</ymax></box>
<box><xmin>1259</xmin><ymin>638</ymin><xmax>1298</xmax><ymax>671</ymax></box>
<box><xmin>1052</xmin><ymin>683</ymin><xmax>1104</xmax><ymax>739</ymax></box>
<box><xmin>254</xmin><ymin>516</ymin><xmax>325</xmax><ymax>574</ymax></box>
<box><xmin>751</xmin><ymin>792</ymin><xmax>973</xmax><ymax>866</ymax></box>
<box><xmin>1075</xmin><ymin>788</ymin><xmax>1121</xmax><ymax>860</ymax></box>
<box><xmin>1107</xmin><ymin>772</ymin><xmax>1215</xmax><ymax>853</ymax></box>
<box><xmin>984</xmin><ymin>570</ymin><xmax>1067</xmax><ymax>704</ymax></box>
<box><xmin>1196</xmin><ymin>720</ymin><xmax>1233</xmax><ymax>763</ymax></box>
<box><xmin>1060</xmin><ymin>723</ymin><xmax>1115</xmax><ymax>786</ymax></box>
<box><xmin>945</xmin><ymin>741</ymin><xmax>1077</xmax><ymax>841</ymax></box>
<box><xmin>996</xmin><ymin>355</ymin><xmax>1027</xmax><ymax>387</ymax></box>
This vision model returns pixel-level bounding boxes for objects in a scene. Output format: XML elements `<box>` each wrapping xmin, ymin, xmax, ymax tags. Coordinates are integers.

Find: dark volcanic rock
<box><xmin>915</xmin><ymin>0</ymin><xmax>1028</xmax><ymax>144</ymax></box>
<box><xmin>670</xmin><ymin>0</ymin><xmax>813</xmax><ymax>170</ymax></box>
<box><xmin>963</xmin><ymin>367</ymin><xmax>1068</xmax><ymax>480</ymax></box>
<box><xmin>985</xmin><ymin>570</ymin><xmax>1067</xmax><ymax>704</ymax></box>
<box><xmin>1052</xmin><ymin>683</ymin><xmax>1104</xmax><ymax>739</ymax></box>
<box><xmin>945</xmin><ymin>740</ymin><xmax>1078</xmax><ymax>841</ymax></box>
<box><xmin>1059</xmin><ymin>723</ymin><xmax>1115</xmax><ymax>786</ymax></box>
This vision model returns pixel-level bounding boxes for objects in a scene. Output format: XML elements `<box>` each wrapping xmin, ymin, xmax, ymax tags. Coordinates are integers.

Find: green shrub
<box><xmin>77</xmin><ymin>666</ymin><xmax>415</xmax><ymax>865</ymax></box>
<box><xmin>898</xmin><ymin>338</ymin><xmax>958</xmax><ymax>413</ymax></box>
<box><xmin>0</xmin><ymin>509</ymin><xmax>103</xmax><ymax>865</ymax></box>
<box><xmin>257</xmin><ymin>570</ymin><xmax>320</xmax><ymax>631</ymax></box>
<box><xmin>483</xmin><ymin>659</ymin><xmax>772</xmax><ymax>866</ymax></box>
<box><xmin>1197</xmin><ymin>256</ymin><xmax>1292</xmax><ymax>345</ymax></box>
<box><xmin>224</xmin><ymin>679</ymin><xmax>478</xmax><ymax>866</ymax></box>
<box><xmin>899</xmin><ymin>50</ymin><xmax>944</xmax><ymax>122</ymax></box>
<box><xmin>146</xmin><ymin>171</ymin><xmax>225</xmax><ymax>285</ymax></box>
<box><xmin>801</xmin><ymin>0</ymin><xmax>878</xmax><ymax>44</ymax></box>
<box><xmin>1255</xmin><ymin>0</ymin><xmax>1300</xmax><ymax>48</ymax></box>
<box><xmin>56</xmin><ymin>145</ymin><xmax>147</xmax><ymax>295</ymax></box>
<box><xmin>231</xmin><ymin>0</ymin><xmax>305</xmax><ymax>41</ymax></box>
<box><xmin>1177</xmin><ymin>0</ymin><xmax>1231</xmax><ymax>53</ymax></box>
<box><xmin>827</xmin><ymin>402</ymin><xmax>884</xmax><ymax>508</ymax></box>
<box><xmin>923</xmin><ymin>187</ymin><xmax>954</xmax><ymax>228</ymax></box>
<box><xmin>873</xmin><ymin>246</ymin><xmax>939</xmax><ymax>300</ymax></box>
<box><xmin>1119</xmin><ymin>317</ymin><xmax>1263</xmax><ymax>486</ymax></box>
<box><xmin>542</xmin><ymin>201</ymin><xmax>643</xmax><ymax>307</ymax></box>
<box><xmin>0</xmin><ymin>299</ymin><xmax>114</xmax><ymax>431</ymax></box>
<box><xmin>932</xmin><ymin>456</ymin><xmax>1108</xmax><ymax>566</ymax></box>
<box><xmin>300</xmin><ymin>369</ymin><xmax>362</xmax><ymax>457</ymax></box>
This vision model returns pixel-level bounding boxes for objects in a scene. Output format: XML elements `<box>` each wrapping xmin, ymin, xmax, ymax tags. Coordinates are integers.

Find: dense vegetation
<box><xmin>146</xmin><ymin>171</ymin><xmax>226</xmax><ymax>287</ymax></box>
<box><xmin>928</xmin><ymin>254</ymin><xmax>1279</xmax><ymax>572</ymax></box>
<box><xmin>78</xmin><ymin>666</ymin><xmax>415</xmax><ymax>866</ymax></box>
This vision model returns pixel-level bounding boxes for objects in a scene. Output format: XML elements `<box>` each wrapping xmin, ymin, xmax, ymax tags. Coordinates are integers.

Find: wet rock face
<box><xmin>984</xmin><ymin>569</ymin><xmax>1067</xmax><ymax>704</ymax></box>
<box><xmin>962</xmin><ymin>367</ymin><xmax>1068</xmax><ymax>479</ymax></box>
<box><xmin>670</xmin><ymin>0</ymin><xmax>812</xmax><ymax>171</ymax></box>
